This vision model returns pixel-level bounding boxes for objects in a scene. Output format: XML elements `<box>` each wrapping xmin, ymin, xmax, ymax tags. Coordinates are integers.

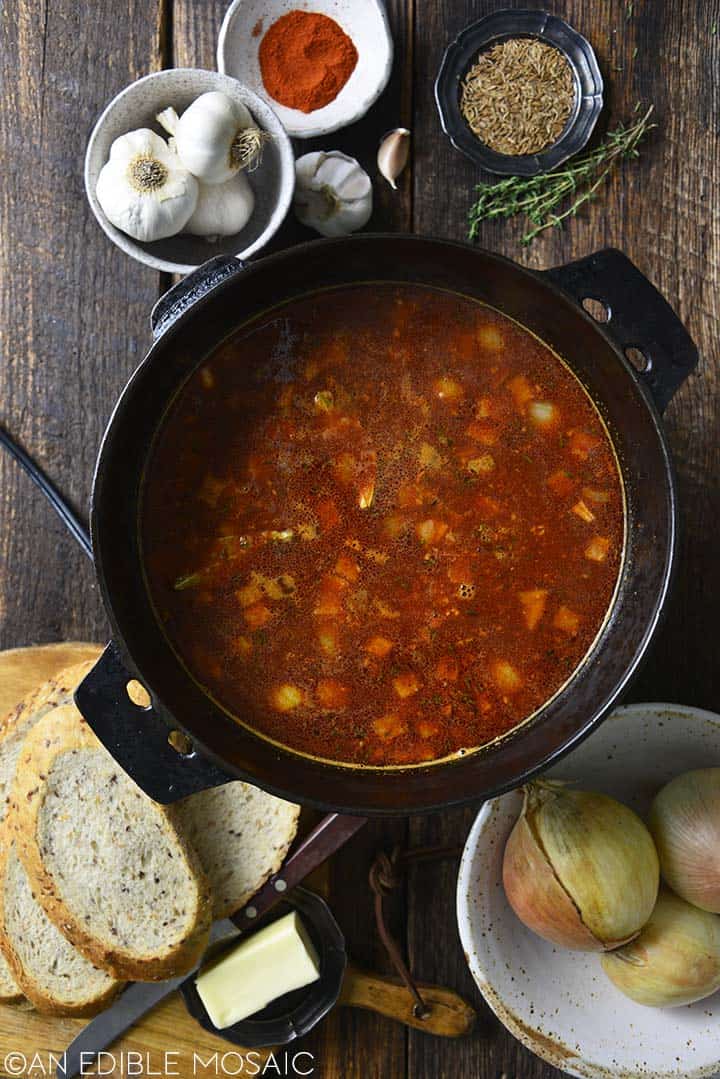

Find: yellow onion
<box><xmin>601</xmin><ymin>888</ymin><xmax>720</xmax><ymax>1006</ymax></box>
<box><xmin>649</xmin><ymin>769</ymin><xmax>720</xmax><ymax>912</ymax></box>
<box><xmin>502</xmin><ymin>781</ymin><xmax>659</xmax><ymax>951</ymax></box>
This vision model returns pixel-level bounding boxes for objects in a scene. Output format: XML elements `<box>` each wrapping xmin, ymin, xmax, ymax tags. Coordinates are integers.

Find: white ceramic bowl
<box><xmin>85</xmin><ymin>68</ymin><xmax>295</xmax><ymax>274</ymax></box>
<box><xmin>457</xmin><ymin>703</ymin><xmax>720</xmax><ymax>1079</ymax></box>
<box><xmin>218</xmin><ymin>0</ymin><xmax>393</xmax><ymax>138</ymax></box>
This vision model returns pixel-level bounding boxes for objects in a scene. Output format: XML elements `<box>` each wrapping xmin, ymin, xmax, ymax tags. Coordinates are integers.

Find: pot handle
<box><xmin>74</xmin><ymin>641</ymin><xmax>233</xmax><ymax>803</ymax></box>
<box><xmin>542</xmin><ymin>248</ymin><xmax>698</xmax><ymax>413</ymax></box>
<box><xmin>150</xmin><ymin>255</ymin><xmax>245</xmax><ymax>340</ymax></box>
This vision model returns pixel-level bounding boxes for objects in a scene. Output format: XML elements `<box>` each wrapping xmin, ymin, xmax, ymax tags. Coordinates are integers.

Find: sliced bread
<box><xmin>11</xmin><ymin>704</ymin><xmax>212</xmax><ymax>981</ymax></box>
<box><xmin>0</xmin><ymin>819</ymin><xmax>121</xmax><ymax>1016</ymax></box>
<box><xmin>172</xmin><ymin>783</ymin><xmax>300</xmax><ymax>919</ymax></box>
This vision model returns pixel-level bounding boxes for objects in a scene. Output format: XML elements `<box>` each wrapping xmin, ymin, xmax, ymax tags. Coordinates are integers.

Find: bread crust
<box><xmin>11</xmin><ymin>705</ymin><xmax>212</xmax><ymax>982</ymax></box>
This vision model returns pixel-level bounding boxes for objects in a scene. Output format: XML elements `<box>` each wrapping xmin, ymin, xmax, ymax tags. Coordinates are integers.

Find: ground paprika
<box><xmin>258</xmin><ymin>9</ymin><xmax>358</xmax><ymax>113</ymax></box>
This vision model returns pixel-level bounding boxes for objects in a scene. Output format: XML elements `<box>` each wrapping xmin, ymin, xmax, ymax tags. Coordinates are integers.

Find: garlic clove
<box><xmin>649</xmin><ymin>768</ymin><xmax>720</xmax><ymax>913</ymax></box>
<box><xmin>601</xmin><ymin>889</ymin><xmax>720</xmax><ymax>1007</ymax></box>
<box><xmin>503</xmin><ymin>782</ymin><xmax>659</xmax><ymax>951</ymax></box>
<box><xmin>184</xmin><ymin>172</ymin><xmax>255</xmax><ymax>240</ymax></box>
<box><xmin>377</xmin><ymin>127</ymin><xmax>410</xmax><ymax>190</ymax></box>
<box><xmin>294</xmin><ymin>151</ymin><xmax>373</xmax><ymax>238</ymax></box>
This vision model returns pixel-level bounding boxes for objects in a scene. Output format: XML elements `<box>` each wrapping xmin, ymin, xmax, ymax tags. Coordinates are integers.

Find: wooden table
<box><xmin>1</xmin><ymin>1</ymin><xmax>718</xmax><ymax>1076</ymax></box>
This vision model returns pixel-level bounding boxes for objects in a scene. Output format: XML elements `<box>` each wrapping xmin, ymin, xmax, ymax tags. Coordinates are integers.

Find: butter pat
<box><xmin>196</xmin><ymin>911</ymin><xmax>321</xmax><ymax>1029</ymax></box>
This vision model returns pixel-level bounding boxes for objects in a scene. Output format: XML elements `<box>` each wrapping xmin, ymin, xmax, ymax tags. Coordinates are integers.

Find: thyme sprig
<box><xmin>467</xmin><ymin>105</ymin><xmax>655</xmax><ymax>245</ymax></box>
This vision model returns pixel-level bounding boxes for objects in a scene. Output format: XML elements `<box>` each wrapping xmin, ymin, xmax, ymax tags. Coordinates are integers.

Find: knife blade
<box><xmin>58</xmin><ymin>812</ymin><xmax>366</xmax><ymax>1078</ymax></box>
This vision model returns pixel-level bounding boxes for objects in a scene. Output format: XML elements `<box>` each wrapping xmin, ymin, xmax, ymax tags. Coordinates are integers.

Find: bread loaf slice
<box><xmin>172</xmin><ymin>783</ymin><xmax>300</xmax><ymax>919</ymax></box>
<box><xmin>0</xmin><ymin>660</ymin><xmax>98</xmax><ymax>1006</ymax></box>
<box><xmin>0</xmin><ymin>821</ymin><xmax>121</xmax><ymax>1016</ymax></box>
<box><xmin>11</xmin><ymin>704</ymin><xmax>212</xmax><ymax>981</ymax></box>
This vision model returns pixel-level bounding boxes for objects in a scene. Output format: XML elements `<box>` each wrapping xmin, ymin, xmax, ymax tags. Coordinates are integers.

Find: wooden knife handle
<box><xmin>339</xmin><ymin>963</ymin><xmax>475</xmax><ymax>1037</ymax></box>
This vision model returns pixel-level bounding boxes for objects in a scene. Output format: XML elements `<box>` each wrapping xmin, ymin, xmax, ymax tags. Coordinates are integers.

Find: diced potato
<box><xmin>383</xmin><ymin>513</ymin><xmax>407</xmax><ymax>540</ymax></box>
<box><xmin>270</xmin><ymin>683</ymin><xmax>305</xmax><ymax>711</ymax></box>
<box><xmin>569</xmin><ymin>430</ymin><xmax>601</xmax><ymax>460</ymax></box>
<box><xmin>418</xmin><ymin>720</ymin><xmax>439</xmax><ymax>739</ymax></box>
<box><xmin>365</xmin><ymin>636</ymin><xmax>394</xmax><ymax>658</ymax></box>
<box><xmin>585</xmin><ymin>536</ymin><xmax>610</xmax><ymax>562</ymax></box>
<box><xmin>419</xmin><ymin>442</ymin><xmax>444</xmax><ymax>470</ymax></box>
<box><xmin>434</xmin><ymin>655</ymin><xmax>459</xmax><ymax>682</ymax></box>
<box><xmin>314</xmin><ymin>574</ymin><xmax>347</xmax><ymax>616</ymax></box>
<box><xmin>572</xmin><ymin>500</ymin><xmax>595</xmax><ymax>523</ymax></box>
<box><xmin>334</xmin><ymin>451</ymin><xmax>356</xmax><ymax>484</ymax></box>
<box><xmin>466</xmin><ymin>421</ymin><xmax>498</xmax><ymax>445</ymax></box>
<box><xmin>393</xmin><ymin>672</ymin><xmax>421</xmax><ymax>699</ymax></box>
<box><xmin>316</xmin><ymin>679</ymin><xmax>350</xmax><ymax>710</ymax></box>
<box><xmin>334</xmin><ymin>553</ymin><xmax>360</xmax><ymax>582</ymax></box>
<box><xmin>317</xmin><ymin>622</ymin><xmax>339</xmax><ymax>657</ymax></box>
<box><xmin>492</xmin><ymin>660</ymin><xmax>522</xmax><ymax>694</ymax></box>
<box><xmin>244</xmin><ymin>602</ymin><xmax>272</xmax><ymax>629</ymax></box>
<box><xmin>433</xmin><ymin>376</ymin><xmax>464</xmax><ymax>401</ymax></box>
<box><xmin>416</xmin><ymin>518</ymin><xmax>449</xmax><ymax>545</ymax></box>
<box><xmin>234</xmin><ymin>635</ymin><xmax>253</xmax><ymax>658</ymax></box>
<box><xmin>528</xmin><ymin>401</ymin><xmax>559</xmax><ymax>427</ymax></box>
<box><xmin>373</xmin><ymin>714</ymin><xmax>407</xmax><ymax>741</ymax></box>
<box><xmin>519</xmin><ymin>589</ymin><xmax>548</xmax><ymax>631</ymax></box>
<box><xmin>547</xmin><ymin>469</ymin><xmax>576</xmax><ymax>497</ymax></box>
<box><xmin>316</xmin><ymin>500</ymin><xmax>340</xmax><ymax>531</ymax></box>
<box><xmin>582</xmin><ymin>487</ymin><xmax>610</xmax><ymax>504</ymax></box>
<box><xmin>467</xmin><ymin>455</ymin><xmax>495</xmax><ymax>474</ymax></box>
<box><xmin>508</xmin><ymin>374</ymin><xmax>534</xmax><ymax>409</ymax></box>
<box><xmin>477</xmin><ymin>325</ymin><xmax>504</xmax><ymax>351</ymax></box>
<box><xmin>200</xmin><ymin>366</ymin><xmax>215</xmax><ymax>390</ymax></box>
<box><xmin>554</xmin><ymin>605</ymin><xmax>581</xmax><ymax>635</ymax></box>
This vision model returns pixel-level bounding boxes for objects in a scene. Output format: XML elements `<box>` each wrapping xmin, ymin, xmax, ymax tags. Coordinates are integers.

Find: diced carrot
<box><xmin>477</xmin><ymin>325</ymin><xmax>504</xmax><ymax>351</ymax></box>
<box><xmin>314</xmin><ymin>574</ymin><xmax>347</xmax><ymax>616</ymax></box>
<box><xmin>316</xmin><ymin>679</ymin><xmax>350</xmax><ymax>710</ymax></box>
<box><xmin>316</xmin><ymin>499</ymin><xmax>340</xmax><ymax>531</ymax></box>
<box><xmin>373</xmin><ymin>714</ymin><xmax>407</xmax><ymax>740</ymax></box>
<box><xmin>434</xmin><ymin>655</ymin><xmax>459</xmax><ymax>682</ymax></box>
<box><xmin>317</xmin><ymin>621</ymin><xmax>339</xmax><ymax>656</ymax></box>
<box><xmin>585</xmin><ymin>536</ymin><xmax>610</xmax><ymax>562</ymax></box>
<box><xmin>393</xmin><ymin>672</ymin><xmax>421</xmax><ymax>699</ymax></box>
<box><xmin>334</xmin><ymin>553</ymin><xmax>360</xmax><ymax>582</ymax></box>
<box><xmin>365</xmin><ymin>636</ymin><xmax>394</xmax><ymax>658</ymax></box>
<box><xmin>492</xmin><ymin>660</ymin><xmax>523</xmax><ymax>694</ymax></box>
<box><xmin>554</xmin><ymin>605</ymin><xmax>581</xmax><ymax>635</ymax></box>
<box><xmin>244</xmin><ymin>602</ymin><xmax>272</xmax><ymax>629</ymax></box>
<box><xmin>547</xmin><ymin>469</ymin><xmax>576</xmax><ymax>497</ymax></box>
<box><xmin>568</xmin><ymin>430</ymin><xmax>601</xmax><ymax>460</ymax></box>
<box><xmin>433</xmin><ymin>376</ymin><xmax>464</xmax><ymax>401</ymax></box>
<box><xmin>418</xmin><ymin>720</ymin><xmax>439</xmax><ymax>739</ymax></box>
<box><xmin>508</xmin><ymin>374</ymin><xmax>534</xmax><ymax>409</ymax></box>
<box><xmin>572</xmin><ymin>500</ymin><xmax>595</xmax><ymax>523</ymax></box>
<box><xmin>270</xmin><ymin>684</ymin><xmax>305</xmax><ymax>711</ymax></box>
<box><xmin>466</xmin><ymin>421</ymin><xmax>498</xmax><ymax>445</ymax></box>
<box><xmin>518</xmin><ymin>589</ymin><xmax>548</xmax><ymax>631</ymax></box>
<box><xmin>416</xmin><ymin>518</ymin><xmax>449</xmax><ymax>545</ymax></box>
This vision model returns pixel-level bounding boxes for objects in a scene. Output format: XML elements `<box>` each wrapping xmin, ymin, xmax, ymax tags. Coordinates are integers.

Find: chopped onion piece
<box><xmin>373</xmin><ymin>714</ymin><xmax>407</xmax><ymax>740</ymax></box>
<box><xmin>467</xmin><ymin>454</ymin><xmax>495</xmax><ymax>474</ymax></box>
<box><xmin>433</xmin><ymin>376</ymin><xmax>463</xmax><ymax>400</ymax></box>
<box><xmin>585</xmin><ymin>536</ymin><xmax>610</xmax><ymax>562</ymax></box>
<box><xmin>519</xmin><ymin>589</ymin><xmax>548</xmax><ymax>630</ymax></box>
<box><xmin>572</xmin><ymin>500</ymin><xmax>595</xmax><ymax>524</ymax></box>
<box><xmin>492</xmin><ymin>660</ymin><xmax>523</xmax><ymax>693</ymax></box>
<box><xmin>583</xmin><ymin>486</ymin><xmax>610</xmax><ymax>504</ymax></box>
<box><xmin>393</xmin><ymin>672</ymin><xmax>421</xmax><ymax>698</ymax></box>
<box><xmin>529</xmin><ymin>401</ymin><xmax>558</xmax><ymax>427</ymax></box>
<box><xmin>365</xmin><ymin>636</ymin><xmax>394</xmax><ymax>657</ymax></box>
<box><xmin>554</xmin><ymin>605</ymin><xmax>580</xmax><ymax>635</ymax></box>
<box><xmin>270</xmin><ymin>683</ymin><xmax>305</xmax><ymax>711</ymax></box>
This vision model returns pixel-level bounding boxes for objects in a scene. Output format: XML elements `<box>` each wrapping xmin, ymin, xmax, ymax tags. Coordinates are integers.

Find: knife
<box><xmin>58</xmin><ymin>812</ymin><xmax>366</xmax><ymax>1078</ymax></box>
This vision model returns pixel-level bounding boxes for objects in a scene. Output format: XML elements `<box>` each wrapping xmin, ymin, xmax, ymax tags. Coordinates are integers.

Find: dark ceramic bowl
<box><xmin>181</xmin><ymin>888</ymin><xmax>346</xmax><ymax>1049</ymax></box>
<box><xmin>435</xmin><ymin>9</ymin><xmax>603</xmax><ymax>176</ymax></box>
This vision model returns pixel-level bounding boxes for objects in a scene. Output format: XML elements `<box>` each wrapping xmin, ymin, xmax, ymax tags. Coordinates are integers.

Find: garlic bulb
<box><xmin>378</xmin><ymin>128</ymin><xmax>410</xmax><ymax>190</ymax></box>
<box><xmin>157</xmin><ymin>93</ymin><xmax>267</xmax><ymax>185</ymax></box>
<box><xmin>649</xmin><ymin>769</ymin><xmax>720</xmax><ymax>912</ymax></box>
<box><xmin>96</xmin><ymin>129</ymin><xmax>198</xmax><ymax>242</ymax></box>
<box><xmin>294</xmin><ymin>151</ymin><xmax>372</xmax><ymax>238</ymax></box>
<box><xmin>503</xmin><ymin>782</ymin><xmax>659</xmax><ymax>951</ymax></box>
<box><xmin>185</xmin><ymin>173</ymin><xmax>255</xmax><ymax>240</ymax></box>
<box><xmin>601</xmin><ymin>889</ymin><xmax>720</xmax><ymax>1007</ymax></box>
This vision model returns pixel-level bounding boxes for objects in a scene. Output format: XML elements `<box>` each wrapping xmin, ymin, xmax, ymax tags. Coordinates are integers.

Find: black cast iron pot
<box><xmin>75</xmin><ymin>236</ymin><xmax>698</xmax><ymax>815</ymax></box>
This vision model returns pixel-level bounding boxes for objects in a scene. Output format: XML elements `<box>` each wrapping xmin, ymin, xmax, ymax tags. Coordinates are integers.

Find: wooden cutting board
<box><xmin>0</xmin><ymin>644</ymin><xmax>475</xmax><ymax>1077</ymax></box>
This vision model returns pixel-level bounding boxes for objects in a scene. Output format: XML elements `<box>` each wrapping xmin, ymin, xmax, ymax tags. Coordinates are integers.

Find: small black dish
<box><xmin>181</xmin><ymin>888</ymin><xmax>347</xmax><ymax>1049</ymax></box>
<box><xmin>435</xmin><ymin>9</ymin><xmax>603</xmax><ymax>176</ymax></box>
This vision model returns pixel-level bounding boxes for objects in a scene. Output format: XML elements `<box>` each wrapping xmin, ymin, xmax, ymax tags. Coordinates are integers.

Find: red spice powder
<box><xmin>258</xmin><ymin>9</ymin><xmax>358</xmax><ymax>114</ymax></box>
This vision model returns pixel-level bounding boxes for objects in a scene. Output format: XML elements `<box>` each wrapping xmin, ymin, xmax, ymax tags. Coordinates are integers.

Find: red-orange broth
<box><xmin>142</xmin><ymin>285</ymin><xmax>624</xmax><ymax>766</ymax></box>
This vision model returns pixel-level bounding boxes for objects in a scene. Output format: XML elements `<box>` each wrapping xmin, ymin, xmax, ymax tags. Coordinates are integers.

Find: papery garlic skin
<box><xmin>649</xmin><ymin>769</ymin><xmax>720</xmax><ymax>913</ymax></box>
<box><xmin>168</xmin><ymin>92</ymin><xmax>260</xmax><ymax>185</ymax></box>
<box><xmin>601</xmin><ymin>889</ymin><xmax>720</xmax><ymax>1007</ymax></box>
<box><xmin>503</xmin><ymin>783</ymin><xmax>659</xmax><ymax>951</ymax></box>
<box><xmin>96</xmin><ymin>129</ymin><xmax>198</xmax><ymax>242</ymax></box>
<box><xmin>294</xmin><ymin>151</ymin><xmax>372</xmax><ymax>238</ymax></box>
<box><xmin>185</xmin><ymin>173</ymin><xmax>255</xmax><ymax>239</ymax></box>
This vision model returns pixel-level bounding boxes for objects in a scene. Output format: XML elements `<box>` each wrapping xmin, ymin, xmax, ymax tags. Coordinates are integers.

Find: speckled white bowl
<box><xmin>218</xmin><ymin>0</ymin><xmax>393</xmax><ymax>137</ymax></box>
<box><xmin>85</xmin><ymin>68</ymin><xmax>295</xmax><ymax>274</ymax></box>
<box><xmin>457</xmin><ymin>703</ymin><xmax>720</xmax><ymax>1079</ymax></box>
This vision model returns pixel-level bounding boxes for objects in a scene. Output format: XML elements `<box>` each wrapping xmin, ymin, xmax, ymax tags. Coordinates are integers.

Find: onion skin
<box><xmin>502</xmin><ymin>783</ymin><xmax>659</xmax><ymax>951</ymax></box>
<box><xmin>601</xmin><ymin>889</ymin><xmax>720</xmax><ymax>1007</ymax></box>
<box><xmin>649</xmin><ymin>769</ymin><xmax>720</xmax><ymax>913</ymax></box>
